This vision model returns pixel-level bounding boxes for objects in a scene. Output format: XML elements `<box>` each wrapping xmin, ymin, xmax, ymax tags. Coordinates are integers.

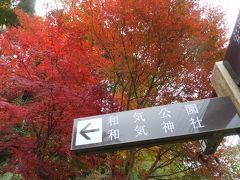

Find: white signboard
<box><xmin>75</xmin><ymin>118</ymin><xmax>102</xmax><ymax>146</ymax></box>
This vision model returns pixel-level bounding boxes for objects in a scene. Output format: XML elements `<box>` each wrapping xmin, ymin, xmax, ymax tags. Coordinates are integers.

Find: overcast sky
<box><xmin>201</xmin><ymin>0</ymin><xmax>239</xmax><ymax>37</ymax></box>
<box><xmin>35</xmin><ymin>0</ymin><xmax>61</xmax><ymax>17</ymax></box>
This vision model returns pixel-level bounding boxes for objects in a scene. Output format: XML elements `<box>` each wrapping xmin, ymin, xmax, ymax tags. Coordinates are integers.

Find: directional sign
<box><xmin>71</xmin><ymin>96</ymin><xmax>240</xmax><ymax>153</ymax></box>
<box><xmin>75</xmin><ymin>118</ymin><xmax>102</xmax><ymax>146</ymax></box>
<box><xmin>224</xmin><ymin>9</ymin><xmax>240</xmax><ymax>86</ymax></box>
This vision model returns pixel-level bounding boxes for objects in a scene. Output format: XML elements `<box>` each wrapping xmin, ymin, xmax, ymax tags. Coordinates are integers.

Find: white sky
<box><xmin>216</xmin><ymin>0</ymin><xmax>239</xmax><ymax>34</ymax></box>
<box><xmin>35</xmin><ymin>0</ymin><xmax>62</xmax><ymax>17</ymax></box>
<box><xmin>201</xmin><ymin>0</ymin><xmax>240</xmax><ymax>37</ymax></box>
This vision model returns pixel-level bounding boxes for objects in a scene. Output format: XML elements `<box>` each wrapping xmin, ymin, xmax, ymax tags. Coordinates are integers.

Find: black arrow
<box><xmin>79</xmin><ymin>123</ymin><xmax>100</xmax><ymax>140</ymax></box>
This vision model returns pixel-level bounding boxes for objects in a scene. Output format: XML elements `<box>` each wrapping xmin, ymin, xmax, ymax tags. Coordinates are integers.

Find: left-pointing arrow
<box><xmin>79</xmin><ymin>123</ymin><xmax>100</xmax><ymax>140</ymax></box>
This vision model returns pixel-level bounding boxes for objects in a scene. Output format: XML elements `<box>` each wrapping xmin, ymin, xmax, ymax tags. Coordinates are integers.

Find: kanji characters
<box><xmin>108</xmin><ymin>115</ymin><xmax>119</xmax><ymax>126</ymax></box>
<box><xmin>107</xmin><ymin>115</ymin><xmax>120</xmax><ymax>141</ymax></box>
<box><xmin>133</xmin><ymin>112</ymin><xmax>146</xmax><ymax>122</ymax></box>
<box><xmin>162</xmin><ymin>121</ymin><xmax>174</xmax><ymax>133</ymax></box>
<box><xmin>108</xmin><ymin>129</ymin><xmax>120</xmax><ymax>141</ymax></box>
<box><xmin>159</xmin><ymin>108</ymin><xmax>171</xmax><ymax>118</ymax></box>
<box><xmin>185</xmin><ymin>104</ymin><xmax>198</xmax><ymax>115</ymax></box>
<box><xmin>135</xmin><ymin>125</ymin><xmax>148</xmax><ymax>137</ymax></box>
<box><xmin>190</xmin><ymin>117</ymin><xmax>205</xmax><ymax>129</ymax></box>
<box><xmin>185</xmin><ymin>103</ymin><xmax>205</xmax><ymax>129</ymax></box>
<box><xmin>133</xmin><ymin>112</ymin><xmax>148</xmax><ymax>137</ymax></box>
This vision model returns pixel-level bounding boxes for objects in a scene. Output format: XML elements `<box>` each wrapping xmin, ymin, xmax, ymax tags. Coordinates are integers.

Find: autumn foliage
<box><xmin>0</xmin><ymin>9</ymin><xmax>112</xmax><ymax>179</ymax></box>
<box><xmin>0</xmin><ymin>0</ymin><xmax>235</xmax><ymax>179</ymax></box>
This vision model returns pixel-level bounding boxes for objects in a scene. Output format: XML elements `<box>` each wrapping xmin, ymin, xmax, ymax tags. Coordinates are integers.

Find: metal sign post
<box><xmin>224</xmin><ymin>10</ymin><xmax>240</xmax><ymax>86</ymax></box>
<box><xmin>71</xmin><ymin>96</ymin><xmax>240</xmax><ymax>153</ymax></box>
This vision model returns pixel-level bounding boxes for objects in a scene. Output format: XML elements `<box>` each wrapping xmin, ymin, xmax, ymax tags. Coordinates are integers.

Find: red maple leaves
<box><xmin>0</xmin><ymin>9</ymin><xmax>111</xmax><ymax>179</ymax></box>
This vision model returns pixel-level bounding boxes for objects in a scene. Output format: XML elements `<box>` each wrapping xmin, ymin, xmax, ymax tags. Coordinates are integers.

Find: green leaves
<box><xmin>0</xmin><ymin>7</ymin><xmax>19</xmax><ymax>26</ymax></box>
<box><xmin>0</xmin><ymin>0</ymin><xmax>36</xmax><ymax>27</ymax></box>
<box><xmin>17</xmin><ymin>0</ymin><xmax>36</xmax><ymax>15</ymax></box>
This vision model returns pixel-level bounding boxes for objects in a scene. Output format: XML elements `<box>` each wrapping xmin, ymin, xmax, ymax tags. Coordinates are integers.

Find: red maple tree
<box><xmin>77</xmin><ymin>0</ymin><xmax>228</xmax><ymax>178</ymax></box>
<box><xmin>0</xmin><ymin>0</ymin><xmax>233</xmax><ymax>178</ymax></box>
<box><xmin>0</xmin><ymin>9</ymin><xmax>112</xmax><ymax>179</ymax></box>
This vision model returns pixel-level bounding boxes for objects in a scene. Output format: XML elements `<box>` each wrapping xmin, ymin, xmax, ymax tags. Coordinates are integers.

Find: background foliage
<box><xmin>0</xmin><ymin>0</ymin><xmax>239</xmax><ymax>179</ymax></box>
